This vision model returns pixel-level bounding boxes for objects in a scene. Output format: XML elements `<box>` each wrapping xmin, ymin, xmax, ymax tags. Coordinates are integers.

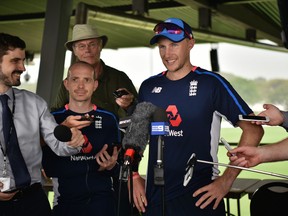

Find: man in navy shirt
<box><xmin>131</xmin><ymin>18</ymin><xmax>264</xmax><ymax>216</ymax></box>
<box><xmin>42</xmin><ymin>61</ymin><xmax>121</xmax><ymax>216</ymax></box>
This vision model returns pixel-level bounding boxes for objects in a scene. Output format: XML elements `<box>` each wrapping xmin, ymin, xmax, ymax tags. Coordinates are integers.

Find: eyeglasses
<box><xmin>153</xmin><ymin>22</ymin><xmax>193</xmax><ymax>39</ymax></box>
<box><xmin>74</xmin><ymin>42</ymin><xmax>98</xmax><ymax>50</ymax></box>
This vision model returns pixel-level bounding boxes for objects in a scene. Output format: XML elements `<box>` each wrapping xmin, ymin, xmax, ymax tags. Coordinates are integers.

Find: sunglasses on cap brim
<box><xmin>153</xmin><ymin>22</ymin><xmax>193</xmax><ymax>40</ymax></box>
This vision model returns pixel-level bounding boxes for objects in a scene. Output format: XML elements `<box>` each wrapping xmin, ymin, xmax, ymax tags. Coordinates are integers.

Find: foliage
<box><xmin>221</xmin><ymin>73</ymin><xmax>288</xmax><ymax>109</ymax></box>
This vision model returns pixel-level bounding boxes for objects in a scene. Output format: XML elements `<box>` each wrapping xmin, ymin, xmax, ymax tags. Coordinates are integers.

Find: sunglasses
<box><xmin>153</xmin><ymin>22</ymin><xmax>193</xmax><ymax>39</ymax></box>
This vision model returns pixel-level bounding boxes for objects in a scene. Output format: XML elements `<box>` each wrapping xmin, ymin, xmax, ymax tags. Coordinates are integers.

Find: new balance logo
<box><xmin>152</xmin><ymin>87</ymin><xmax>162</xmax><ymax>93</ymax></box>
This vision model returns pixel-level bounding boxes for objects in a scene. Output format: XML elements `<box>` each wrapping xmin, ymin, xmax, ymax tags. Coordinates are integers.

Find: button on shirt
<box><xmin>0</xmin><ymin>88</ymin><xmax>80</xmax><ymax>189</ymax></box>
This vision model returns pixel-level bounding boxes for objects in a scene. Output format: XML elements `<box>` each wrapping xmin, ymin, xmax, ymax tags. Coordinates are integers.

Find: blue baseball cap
<box><xmin>150</xmin><ymin>18</ymin><xmax>193</xmax><ymax>45</ymax></box>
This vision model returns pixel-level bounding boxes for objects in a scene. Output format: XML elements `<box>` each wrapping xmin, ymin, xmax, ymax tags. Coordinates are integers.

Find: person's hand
<box><xmin>115</xmin><ymin>88</ymin><xmax>135</xmax><ymax>110</ymax></box>
<box><xmin>128</xmin><ymin>175</ymin><xmax>147</xmax><ymax>213</ymax></box>
<box><xmin>193</xmin><ymin>176</ymin><xmax>232</xmax><ymax>210</ymax></box>
<box><xmin>228</xmin><ymin>146</ymin><xmax>263</xmax><ymax>168</ymax></box>
<box><xmin>95</xmin><ymin>144</ymin><xmax>119</xmax><ymax>171</ymax></box>
<box><xmin>67</xmin><ymin>127</ymin><xmax>85</xmax><ymax>148</ymax></box>
<box><xmin>0</xmin><ymin>182</ymin><xmax>18</xmax><ymax>201</ymax></box>
<box><xmin>253</xmin><ymin>104</ymin><xmax>284</xmax><ymax>126</ymax></box>
<box><xmin>61</xmin><ymin>115</ymin><xmax>92</xmax><ymax>129</ymax></box>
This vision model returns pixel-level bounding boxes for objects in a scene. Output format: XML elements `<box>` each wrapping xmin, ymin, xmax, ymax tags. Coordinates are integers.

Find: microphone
<box><xmin>53</xmin><ymin>125</ymin><xmax>92</xmax><ymax>153</ymax></box>
<box><xmin>151</xmin><ymin>107</ymin><xmax>169</xmax><ymax>186</ymax></box>
<box><xmin>183</xmin><ymin>153</ymin><xmax>288</xmax><ymax>187</ymax></box>
<box><xmin>118</xmin><ymin>101</ymin><xmax>137</xmax><ymax>131</ymax></box>
<box><xmin>54</xmin><ymin>125</ymin><xmax>72</xmax><ymax>142</ymax></box>
<box><xmin>121</xmin><ymin>102</ymin><xmax>157</xmax><ymax>175</ymax></box>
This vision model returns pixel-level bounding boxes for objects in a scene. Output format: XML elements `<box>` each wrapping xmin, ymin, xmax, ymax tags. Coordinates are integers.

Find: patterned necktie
<box><xmin>0</xmin><ymin>94</ymin><xmax>31</xmax><ymax>188</ymax></box>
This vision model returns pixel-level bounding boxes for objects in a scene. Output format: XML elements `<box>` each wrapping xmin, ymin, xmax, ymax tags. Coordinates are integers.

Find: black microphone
<box><xmin>122</xmin><ymin>102</ymin><xmax>157</xmax><ymax>172</ymax></box>
<box><xmin>53</xmin><ymin>125</ymin><xmax>92</xmax><ymax>153</ymax></box>
<box><xmin>118</xmin><ymin>101</ymin><xmax>137</xmax><ymax>130</ymax></box>
<box><xmin>151</xmin><ymin>107</ymin><xmax>169</xmax><ymax>186</ymax></box>
<box><xmin>54</xmin><ymin>125</ymin><xmax>72</xmax><ymax>142</ymax></box>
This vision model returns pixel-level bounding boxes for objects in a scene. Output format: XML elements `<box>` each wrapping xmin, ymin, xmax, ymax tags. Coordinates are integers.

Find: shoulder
<box><xmin>141</xmin><ymin>72</ymin><xmax>165</xmax><ymax>85</ymax></box>
<box><xmin>51</xmin><ymin>107</ymin><xmax>66</xmax><ymax>116</ymax></box>
<box><xmin>102</xmin><ymin>60</ymin><xmax>126</xmax><ymax>76</ymax></box>
<box><xmin>14</xmin><ymin>88</ymin><xmax>47</xmax><ymax>103</ymax></box>
<box><xmin>194</xmin><ymin>67</ymin><xmax>224</xmax><ymax>79</ymax></box>
<box><xmin>193</xmin><ymin>67</ymin><xmax>231</xmax><ymax>86</ymax></box>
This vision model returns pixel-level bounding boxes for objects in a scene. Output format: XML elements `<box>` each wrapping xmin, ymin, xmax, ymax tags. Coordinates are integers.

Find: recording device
<box><xmin>121</xmin><ymin>102</ymin><xmax>157</xmax><ymax>180</ymax></box>
<box><xmin>113</xmin><ymin>89</ymin><xmax>129</xmax><ymax>98</ymax></box>
<box><xmin>183</xmin><ymin>153</ymin><xmax>288</xmax><ymax>186</ymax></box>
<box><xmin>53</xmin><ymin>125</ymin><xmax>92</xmax><ymax>153</ymax></box>
<box><xmin>3</xmin><ymin>188</ymin><xmax>18</xmax><ymax>193</ymax></box>
<box><xmin>54</xmin><ymin>125</ymin><xmax>72</xmax><ymax>142</ymax></box>
<box><xmin>239</xmin><ymin>114</ymin><xmax>269</xmax><ymax>122</ymax></box>
<box><xmin>79</xmin><ymin>115</ymin><xmax>97</xmax><ymax>122</ymax></box>
<box><xmin>220</xmin><ymin>137</ymin><xmax>235</xmax><ymax>156</ymax></box>
<box><xmin>151</xmin><ymin>107</ymin><xmax>169</xmax><ymax>186</ymax></box>
<box><xmin>220</xmin><ymin>137</ymin><xmax>232</xmax><ymax>151</ymax></box>
<box><xmin>151</xmin><ymin>108</ymin><xmax>169</xmax><ymax>136</ymax></box>
<box><xmin>119</xmin><ymin>116</ymin><xmax>132</xmax><ymax>129</ymax></box>
<box><xmin>183</xmin><ymin>153</ymin><xmax>197</xmax><ymax>186</ymax></box>
<box><xmin>107</xmin><ymin>142</ymin><xmax>122</xmax><ymax>155</ymax></box>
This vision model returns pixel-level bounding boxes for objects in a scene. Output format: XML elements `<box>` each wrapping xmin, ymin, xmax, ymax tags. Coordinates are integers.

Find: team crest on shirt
<box><xmin>189</xmin><ymin>80</ymin><xmax>198</xmax><ymax>96</ymax></box>
<box><xmin>93</xmin><ymin>115</ymin><xmax>102</xmax><ymax>129</ymax></box>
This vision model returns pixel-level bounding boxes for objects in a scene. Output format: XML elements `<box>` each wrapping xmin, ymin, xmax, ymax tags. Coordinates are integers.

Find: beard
<box><xmin>0</xmin><ymin>69</ymin><xmax>22</xmax><ymax>87</ymax></box>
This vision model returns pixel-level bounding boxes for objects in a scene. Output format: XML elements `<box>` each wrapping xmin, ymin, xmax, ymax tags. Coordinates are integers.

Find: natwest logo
<box><xmin>166</xmin><ymin>105</ymin><xmax>182</xmax><ymax>127</ymax></box>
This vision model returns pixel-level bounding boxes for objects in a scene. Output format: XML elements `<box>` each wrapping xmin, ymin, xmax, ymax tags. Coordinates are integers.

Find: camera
<box><xmin>79</xmin><ymin>115</ymin><xmax>97</xmax><ymax>122</ymax></box>
<box><xmin>113</xmin><ymin>90</ymin><xmax>129</xmax><ymax>98</ymax></box>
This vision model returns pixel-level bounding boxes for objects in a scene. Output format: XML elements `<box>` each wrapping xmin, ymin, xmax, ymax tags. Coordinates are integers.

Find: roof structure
<box><xmin>1</xmin><ymin>0</ymin><xmax>287</xmax><ymax>105</ymax></box>
<box><xmin>1</xmin><ymin>0</ymin><xmax>287</xmax><ymax>53</ymax></box>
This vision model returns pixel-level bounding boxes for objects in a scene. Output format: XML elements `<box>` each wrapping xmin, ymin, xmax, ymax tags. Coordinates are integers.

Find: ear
<box><xmin>63</xmin><ymin>79</ymin><xmax>69</xmax><ymax>91</ymax></box>
<box><xmin>188</xmin><ymin>38</ymin><xmax>195</xmax><ymax>50</ymax></box>
<box><xmin>93</xmin><ymin>80</ymin><xmax>98</xmax><ymax>91</ymax></box>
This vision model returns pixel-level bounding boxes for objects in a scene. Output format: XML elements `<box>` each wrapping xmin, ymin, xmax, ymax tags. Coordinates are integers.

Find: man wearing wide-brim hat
<box><xmin>65</xmin><ymin>24</ymin><xmax>108</xmax><ymax>51</ymax></box>
<box><xmin>51</xmin><ymin>24</ymin><xmax>138</xmax><ymax>118</ymax></box>
<box><xmin>49</xmin><ymin>24</ymin><xmax>139</xmax><ymax>216</ymax></box>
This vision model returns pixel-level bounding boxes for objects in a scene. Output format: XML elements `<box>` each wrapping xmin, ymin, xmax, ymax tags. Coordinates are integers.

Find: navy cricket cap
<box><xmin>150</xmin><ymin>18</ymin><xmax>193</xmax><ymax>45</ymax></box>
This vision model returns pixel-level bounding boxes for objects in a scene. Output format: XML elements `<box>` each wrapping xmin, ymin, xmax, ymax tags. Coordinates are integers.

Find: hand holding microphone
<box><xmin>53</xmin><ymin>125</ymin><xmax>91</xmax><ymax>151</ymax></box>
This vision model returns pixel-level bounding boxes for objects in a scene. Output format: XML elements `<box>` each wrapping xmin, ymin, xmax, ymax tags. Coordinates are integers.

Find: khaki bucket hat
<box><xmin>65</xmin><ymin>24</ymin><xmax>108</xmax><ymax>51</ymax></box>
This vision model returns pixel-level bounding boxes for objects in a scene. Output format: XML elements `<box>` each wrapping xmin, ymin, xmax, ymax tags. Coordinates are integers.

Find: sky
<box><xmin>23</xmin><ymin>42</ymin><xmax>288</xmax><ymax>92</ymax></box>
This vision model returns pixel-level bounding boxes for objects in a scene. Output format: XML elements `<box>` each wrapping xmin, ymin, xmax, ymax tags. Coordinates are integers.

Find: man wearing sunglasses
<box><xmin>131</xmin><ymin>18</ymin><xmax>263</xmax><ymax>216</ymax></box>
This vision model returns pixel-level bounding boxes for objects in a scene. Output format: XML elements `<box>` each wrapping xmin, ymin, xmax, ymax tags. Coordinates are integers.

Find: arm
<box><xmin>254</xmin><ymin>104</ymin><xmax>285</xmax><ymax>126</ymax></box>
<box><xmin>193</xmin><ymin>120</ymin><xmax>264</xmax><ymax>209</ymax></box>
<box><xmin>230</xmin><ymin>137</ymin><xmax>288</xmax><ymax>167</ymax></box>
<box><xmin>129</xmin><ymin>174</ymin><xmax>147</xmax><ymax>213</ymax></box>
<box><xmin>40</xmin><ymin>107</ymin><xmax>84</xmax><ymax>156</ymax></box>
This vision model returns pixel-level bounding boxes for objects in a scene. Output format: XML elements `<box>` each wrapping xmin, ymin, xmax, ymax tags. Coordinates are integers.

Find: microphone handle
<box><xmin>197</xmin><ymin>159</ymin><xmax>288</xmax><ymax>179</ymax></box>
<box><xmin>157</xmin><ymin>136</ymin><xmax>163</xmax><ymax>166</ymax></box>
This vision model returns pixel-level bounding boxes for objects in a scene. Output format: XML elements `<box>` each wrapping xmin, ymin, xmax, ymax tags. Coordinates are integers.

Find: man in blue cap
<box><xmin>130</xmin><ymin>18</ymin><xmax>263</xmax><ymax>216</ymax></box>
